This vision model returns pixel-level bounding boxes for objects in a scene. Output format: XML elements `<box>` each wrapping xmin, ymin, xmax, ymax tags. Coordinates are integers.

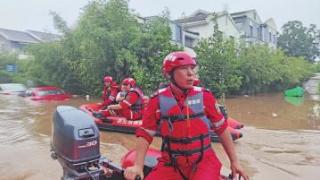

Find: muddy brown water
<box><xmin>0</xmin><ymin>93</ymin><xmax>319</xmax><ymax>180</ymax></box>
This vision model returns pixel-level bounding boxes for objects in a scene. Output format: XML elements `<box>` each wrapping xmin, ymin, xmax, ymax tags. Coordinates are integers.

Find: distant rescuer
<box><xmin>124</xmin><ymin>51</ymin><xmax>249</xmax><ymax>180</ymax></box>
<box><xmin>100</xmin><ymin>76</ymin><xmax>119</xmax><ymax>109</ymax></box>
<box><xmin>96</xmin><ymin>77</ymin><xmax>144</xmax><ymax>120</ymax></box>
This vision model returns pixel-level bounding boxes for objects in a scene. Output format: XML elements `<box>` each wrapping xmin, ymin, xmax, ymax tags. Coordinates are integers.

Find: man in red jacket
<box><xmin>98</xmin><ymin>77</ymin><xmax>144</xmax><ymax>120</ymax></box>
<box><xmin>99</xmin><ymin>76</ymin><xmax>119</xmax><ymax>109</ymax></box>
<box><xmin>124</xmin><ymin>51</ymin><xmax>249</xmax><ymax>180</ymax></box>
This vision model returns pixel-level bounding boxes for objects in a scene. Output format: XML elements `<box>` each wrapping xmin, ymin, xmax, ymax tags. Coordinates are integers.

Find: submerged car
<box><xmin>24</xmin><ymin>86</ymin><xmax>71</xmax><ymax>101</ymax></box>
<box><xmin>0</xmin><ymin>83</ymin><xmax>27</xmax><ymax>95</ymax></box>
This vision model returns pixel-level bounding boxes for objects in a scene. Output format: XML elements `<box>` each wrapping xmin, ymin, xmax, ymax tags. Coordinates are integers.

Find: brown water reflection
<box><xmin>0</xmin><ymin>93</ymin><xmax>319</xmax><ymax>180</ymax></box>
<box><xmin>225</xmin><ymin>93</ymin><xmax>320</xmax><ymax>130</ymax></box>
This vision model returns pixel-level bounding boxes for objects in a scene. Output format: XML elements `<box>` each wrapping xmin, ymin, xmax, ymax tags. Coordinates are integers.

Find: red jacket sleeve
<box><xmin>203</xmin><ymin>89</ymin><xmax>227</xmax><ymax>135</ymax></box>
<box><xmin>119</xmin><ymin>91</ymin><xmax>139</xmax><ymax>109</ymax></box>
<box><xmin>135</xmin><ymin>95</ymin><xmax>159</xmax><ymax>144</ymax></box>
<box><xmin>101</xmin><ymin>86</ymin><xmax>119</xmax><ymax>106</ymax></box>
<box><xmin>109</xmin><ymin>87</ymin><xmax>119</xmax><ymax>100</ymax></box>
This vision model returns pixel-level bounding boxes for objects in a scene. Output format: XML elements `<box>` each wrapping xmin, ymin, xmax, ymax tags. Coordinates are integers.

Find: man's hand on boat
<box><xmin>124</xmin><ymin>165</ymin><xmax>144</xmax><ymax>180</ymax></box>
<box><xmin>230</xmin><ymin>160</ymin><xmax>250</xmax><ymax>180</ymax></box>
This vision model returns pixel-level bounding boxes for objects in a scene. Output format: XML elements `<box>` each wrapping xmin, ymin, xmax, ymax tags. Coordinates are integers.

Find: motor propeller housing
<box><xmin>51</xmin><ymin>106</ymin><xmax>103</xmax><ymax>179</ymax></box>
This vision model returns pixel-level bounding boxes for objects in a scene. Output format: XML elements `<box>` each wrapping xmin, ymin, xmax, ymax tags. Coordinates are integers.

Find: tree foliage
<box><xmin>237</xmin><ymin>44</ymin><xmax>314</xmax><ymax>94</ymax></box>
<box><xmin>195</xmin><ymin>18</ymin><xmax>241</xmax><ymax>97</ymax></box>
<box><xmin>0</xmin><ymin>53</ymin><xmax>18</xmax><ymax>83</ymax></box>
<box><xmin>22</xmin><ymin>0</ymin><xmax>178</xmax><ymax>95</ymax></box>
<box><xmin>195</xmin><ymin>19</ymin><xmax>315</xmax><ymax>96</ymax></box>
<box><xmin>278</xmin><ymin>20</ymin><xmax>320</xmax><ymax>62</ymax></box>
<box><xmin>5</xmin><ymin>1</ymin><xmax>316</xmax><ymax>97</ymax></box>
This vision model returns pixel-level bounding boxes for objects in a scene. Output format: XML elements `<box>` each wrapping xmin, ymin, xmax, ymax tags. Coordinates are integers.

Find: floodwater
<box><xmin>0</xmin><ymin>93</ymin><xmax>320</xmax><ymax>180</ymax></box>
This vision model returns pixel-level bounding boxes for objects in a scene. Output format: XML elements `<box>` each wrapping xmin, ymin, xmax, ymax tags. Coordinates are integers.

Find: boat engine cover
<box><xmin>51</xmin><ymin>106</ymin><xmax>100</xmax><ymax>164</ymax></box>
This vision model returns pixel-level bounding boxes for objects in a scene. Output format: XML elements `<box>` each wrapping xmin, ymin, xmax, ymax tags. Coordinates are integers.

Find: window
<box><xmin>184</xmin><ymin>36</ymin><xmax>194</xmax><ymax>48</ymax></box>
<box><xmin>38</xmin><ymin>89</ymin><xmax>64</xmax><ymax>96</ymax></box>
<box><xmin>175</xmin><ymin>26</ymin><xmax>182</xmax><ymax>43</ymax></box>
<box><xmin>249</xmin><ymin>25</ymin><xmax>253</xmax><ymax>37</ymax></box>
<box><xmin>269</xmin><ymin>32</ymin><xmax>272</xmax><ymax>42</ymax></box>
<box><xmin>258</xmin><ymin>27</ymin><xmax>263</xmax><ymax>41</ymax></box>
<box><xmin>170</xmin><ymin>23</ymin><xmax>182</xmax><ymax>43</ymax></box>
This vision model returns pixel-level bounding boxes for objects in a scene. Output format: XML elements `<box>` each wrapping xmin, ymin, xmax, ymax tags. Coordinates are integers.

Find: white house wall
<box><xmin>183</xmin><ymin>16</ymin><xmax>240</xmax><ymax>40</ymax></box>
<box><xmin>245</xmin><ymin>10</ymin><xmax>262</xmax><ymax>24</ymax></box>
<box><xmin>0</xmin><ymin>35</ymin><xmax>8</xmax><ymax>52</ymax></box>
<box><xmin>183</xmin><ymin>21</ymin><xmax>214</xmax><ymax>39</ymax></box>
<box><xmin>216</xmin><ymin>15</ymin><xmax>240</xmax><ymax>39</ymax></box>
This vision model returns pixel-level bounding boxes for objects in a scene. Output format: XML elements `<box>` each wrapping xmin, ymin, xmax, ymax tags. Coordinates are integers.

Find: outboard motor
<box><xmin>51</xmin><ymin>106</ymin><xmax>231</xmax><ymax>180</ymax></box>
<box><xmin>51</xmin><ymin>106</ymin><xmax>146</xmax><ymax>180</ymax></box>
<box><xmin>51</xmin><ymin>106</ymin><xmax>108</xmax><ymax>180</ymax></box>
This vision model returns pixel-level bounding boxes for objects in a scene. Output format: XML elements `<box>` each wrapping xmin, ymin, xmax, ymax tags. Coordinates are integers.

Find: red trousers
<box><xmin>146</xmin><ymin>150</ymin><xmax>222</xmax><ymax>180</ymax></box>
<box><xmin>101</xmin><ymin>109</ymin><xmax>142</xmax><ymax>120</ymax></box>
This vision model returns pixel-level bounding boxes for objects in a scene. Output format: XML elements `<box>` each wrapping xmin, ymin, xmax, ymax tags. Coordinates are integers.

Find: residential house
<box><xmin>26</xmin><ymin>30</ymin><xmax>60</xmax><ymax>43</ymax></box>
<box><xmin>139</xmin><ymin>16</ymin><xmax>183</xmax><ymax>44</ymax></box>
<box><xmin>0</xmin><ymin>28</ymin><xmax>39</xmax><ymax>54</ymax></box>
<box><xmin>139</xmin><ymin>15</ymin><xmax>197</xmax><ymax>56</ymax></box>
<box><xmin>0</xmin><ymin>28</ymin><xmax>60</xmax><ymax>59</ymax></box>
<box><xmin>142</xmin><ymin>10</ymin><xmax>277</xmax><ymax>56</ymax></box>
<box><xmin>264</xmin><ymin>18</ymin><xmax>278</xmax><ymax>48</ymax></box>
<box><xmin>173</xmin><ymin>10</ymin><xmax>241</xmax><ymax>56</ymax></box>
<box><xmin>230</xmin><ymin>9</ymin><xmax>278</xmax><ymax>48</ymax></box>
<box><xmin>167</xmin><ymin>19</ymin><xmax>199</xmax><ymax>57</ymax></box>
<box><xmin>175</xmin><ymin>10</ymin><xmax>241</xmax><ymax>45</ymax></box>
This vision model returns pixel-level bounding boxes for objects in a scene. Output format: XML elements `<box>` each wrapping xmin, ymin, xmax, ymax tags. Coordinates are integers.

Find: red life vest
<box><xmin>125</xmin><ymin>87</ymin><xmax>144</xmax><ymax>112</ymax></box>
<box><xmin>102</xmin><ymin>83</ymin><xmax>119</xmax><ymax>102</ymax></box>
<box><xmin>158</xmin><ymin>86</ymin><xmax>212</xmax><ymax>169</ymax></box>
<box><xmin>102</xmin><ymin>86</ymin><xmax>110</xmax><ymax>101</ymax></box>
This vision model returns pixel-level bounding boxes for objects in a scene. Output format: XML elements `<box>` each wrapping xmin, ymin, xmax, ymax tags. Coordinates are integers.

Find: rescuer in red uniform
<box><xmin>100</xmin><ymin>76</ymin><xmax>119</xmax><ymax>109</ymax></box>
<box><xmin>97</xmin><ymin>77</ymin><xmax>144</xmax><ymax>120</ymax></box>
<box><xmin>124</xmin><ymin>51</ymin><xmax>249</xmax><ymax>180</ymax></box>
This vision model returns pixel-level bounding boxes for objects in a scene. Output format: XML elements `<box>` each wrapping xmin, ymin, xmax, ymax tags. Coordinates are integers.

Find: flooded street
<box><xmin>224</xmin><ymin>94</ymin><xmax>320</xmax><ymax>179</ymax></box>
<box><xmin>0</xmin><ymin>93</ymin><xmax>320</xmax><ymax>180</ymax></box>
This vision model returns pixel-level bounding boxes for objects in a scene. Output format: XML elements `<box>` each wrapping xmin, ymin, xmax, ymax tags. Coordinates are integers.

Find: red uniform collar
<box><xmin>104</xmin><ymin>82</ymin><xmax>118</xmax><ymax>88</ymax></box>
<box><xmin>169</xmin><ymin>83</ymin><xmax>192</xmax><ymax>97</ymax></box>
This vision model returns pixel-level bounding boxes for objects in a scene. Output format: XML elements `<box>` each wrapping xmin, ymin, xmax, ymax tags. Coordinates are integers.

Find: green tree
<box><xmin>0</xmin><ymin>53</ymin><xmax>18</xmax><ymax>83</ymax></box>
<box><xmin>68</xmin><ymin>0</ymin><xmax>178</xmax><ymax>95</ymax></box>
<box><xmin>238</xmin><ymin>44</ymin><xmax>281</xmax><ymax>94</ymax></box>
<box><xmin>195</xmin><ymin>19</ymin><xmax>241</xmax><ymax>97</ymax></box>
<box><xmin>27</xmin><ymin>43</ymin><xmax>72</xmax><ymax>86</ymax></box>
<box><xmin>131</xmin><ymin>17</ymin><xmax>180</xmax><ymax>94</ymax></box>
<box><xmin>278</xmin><ymin>20</ymin><xmax>320</xmax><ymax>62</ymax></box>
<box><xmin>238</xmin><ymin>44</ymin><xmax>314</xmax><ymax>94</ymax></box>
<box><xmin>50</xmin><ymin>11</ymin><xmax>71</xmax><ymax>35</ymax></box>
<box><xmin>23</xmin><ymin>0</ymin><xmax>179</xmax><ymax>95</ymax></box>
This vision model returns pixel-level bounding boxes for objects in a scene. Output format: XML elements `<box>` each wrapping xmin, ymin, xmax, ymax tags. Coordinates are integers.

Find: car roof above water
<box><xmin>0</xmin><ymin>83</ymin><xmax>27</xmax><ymax>92</ymax></box>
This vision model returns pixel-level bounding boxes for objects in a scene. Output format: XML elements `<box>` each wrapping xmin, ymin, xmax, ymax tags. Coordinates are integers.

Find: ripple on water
<box><xmin>0</xmin><ymin>109</ymin><xmax>17</xmax><ymax>113</ymax></box>
<box><xmin>0</xmin><ymin>116</ymin><xmax>33</xmax><ymax>145</ymax></box>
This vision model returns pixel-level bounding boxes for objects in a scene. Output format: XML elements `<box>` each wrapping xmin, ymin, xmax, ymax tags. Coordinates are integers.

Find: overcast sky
<box><xmin>0</xmin><ymin>0</ymin><xmax>319</xmax><ymax>33</ymax></box>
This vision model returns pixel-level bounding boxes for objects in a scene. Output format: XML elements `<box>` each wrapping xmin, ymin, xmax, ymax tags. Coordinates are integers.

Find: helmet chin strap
<box><xmin>169</xmin><ymin>72</ymin><xmax>188</xmax><ymax>93</ymax></box>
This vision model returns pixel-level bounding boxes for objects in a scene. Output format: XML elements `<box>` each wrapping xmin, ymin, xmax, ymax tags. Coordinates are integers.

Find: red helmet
<box><xmin>122</xmin><ymin>77</ymin><xmax>136</xmax><ymax>87</ymax></box>
<box><xmin>162</xmin><ymin>51</ymin><xmax>197</xmax><ymax>78</ymax></box>
<box><xmin>104</xmin><ymin>76</ymin><xmax>113</xmax><ymax>83</ymax></box>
